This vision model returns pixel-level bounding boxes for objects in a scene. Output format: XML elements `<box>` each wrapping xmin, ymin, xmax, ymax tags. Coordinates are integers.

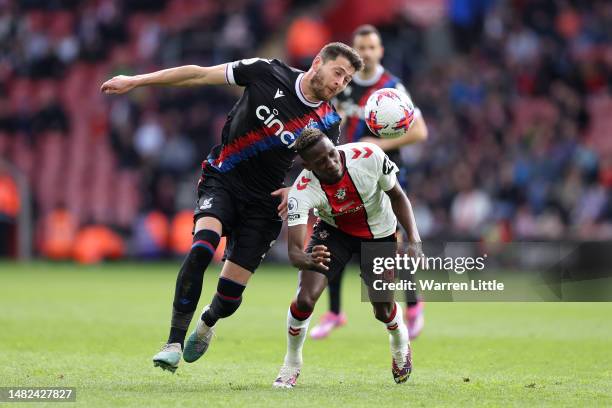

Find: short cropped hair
<box><xmin>352</xmin><ymin>24</ymin><xmax>381</xmax><ymax>42</ymax></box>
<box><xmin>318</xmin><ymin>42</ymin><xmax>364</xmax><ymax>72</ymax></box>
<box><xmin>294</xmin><ymin>127</ymin><xmax>326</xmax><ymax>154</ymax></box>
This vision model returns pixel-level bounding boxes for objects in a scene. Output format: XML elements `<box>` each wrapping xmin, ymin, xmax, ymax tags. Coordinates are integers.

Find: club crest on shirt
<box><xmin>200</xmin><ymin>197</ymin><xmax>213</xmax><ymax>210</ymax></box>
<box><xmin>334</xmin><ymin>188</ymin><xmax>347</xmax><ymax>201</ymax></box>
<box><xmin>318</xmin><ymin>229</ymin><xmax>329</xmax><ymax>240</ymax></box>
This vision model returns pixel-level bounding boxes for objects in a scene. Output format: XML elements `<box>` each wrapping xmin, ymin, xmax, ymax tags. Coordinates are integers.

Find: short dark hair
<box><xmin>318</xmin><ymin>42</ymin><xmax>363</xmax><ymax>72</ymax></box>
<box><xmin>352</xmin><ymin>24</ymin><xmax>381</xmax><ymax>42</ymax></box>
<box><xmin>295</xmin><ymin>127</ymin><xmax>325</xmax><ymax>154</ymax></box>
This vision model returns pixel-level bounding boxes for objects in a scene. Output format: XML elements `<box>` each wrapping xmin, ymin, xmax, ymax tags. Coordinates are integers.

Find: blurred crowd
<box><xmin>387</xmin><ymin>0</ymin><xmax>612</xmax><ymax>241</ymax></box>
<box><xmin>0</xmin><ymin>0</ymin><xmax>611</xmax><ymax>261</ymax></box>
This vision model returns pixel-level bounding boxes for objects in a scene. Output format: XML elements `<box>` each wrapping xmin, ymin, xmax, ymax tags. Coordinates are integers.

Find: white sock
<box><xmin>385</xmin><ymin>302</ymin><xmax>409</xmax><ymax>357</ymax></box>
<box><xmin>195</xmin><ymin>306</ymin><xmax>213</xmax><ymax>336</ymax></box>
<box><xmin>195</xmin><ymin>316</ymin><xmax>213</xmax><ymax>336</ymax></box>
<box><xmin>284</xmin><ymin>305</ymin><xmax>311</xmax><ymax>367</ymax></box>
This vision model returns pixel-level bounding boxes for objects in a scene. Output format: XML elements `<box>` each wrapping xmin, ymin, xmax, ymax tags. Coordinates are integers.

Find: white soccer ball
<box><xmin>364</xmin><ymin>88</ymin><xmax>415</xmax><ymax>139</ymax></box>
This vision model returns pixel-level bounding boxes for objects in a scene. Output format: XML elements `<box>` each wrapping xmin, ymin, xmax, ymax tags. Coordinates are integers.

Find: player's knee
<box><xmin>372</xmin><ymin>303</ymin><xmax>394</xmax><ymax>322</ymax></box>
<box><xmin>295</xmin><ymin>293</ymin><xmax>316</xmax><ymax>313</ymax></box>
<box><xmin>210</xmin><ymin>277</ymin><xmax>245</xmax><ymax>319</ymax></box>
<box><xmin>189</xmin><ymin>229</ymin><xmax>221</xmax><ymax>265</ymax></box>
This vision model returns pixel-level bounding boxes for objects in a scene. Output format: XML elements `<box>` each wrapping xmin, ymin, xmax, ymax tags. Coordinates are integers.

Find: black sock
<box><xmin>167</xmin><ymin>229</ymin><xmax>220</xmax><ymax>346</ymax></box>
<box><xmin>404</xmin><ymin>276</ymin><xmax>419</xmax><ymax>307</ymax></box>
<box><xmin>328</xmin><ymin>270</ymin><xmax>343</xmax><ymax>314</ymax></box>
<box><xmin>202</xmin><ymin>277</ymin><xmax>245</xmax><ymax>327</ymax></box>
<box><xmin>168</xmin><ymin>327</ymin><xmax>187</xmax><ymax>346</ymax></box>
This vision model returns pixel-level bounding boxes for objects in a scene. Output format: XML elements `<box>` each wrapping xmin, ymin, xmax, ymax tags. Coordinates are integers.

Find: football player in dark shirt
<box><xmin>312</xmin><ymin>25</ymin><xmax>429</xmax><ymax>341</ymax></box>
<box><xmin>101</xmin><ymin>42</ymin><xmax>363</xmax><ymax>373</ymax></box>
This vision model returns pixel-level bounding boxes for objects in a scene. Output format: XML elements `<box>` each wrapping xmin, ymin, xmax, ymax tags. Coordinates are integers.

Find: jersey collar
<box><xmin>352</xmin><ymin>64</ymin><xmax>384</xmax><ymax>87</ymax></box>
<box><xmin>296</xmin><ymin>73</ymin><xmax>323</xmax><ymax>108</ymax></box>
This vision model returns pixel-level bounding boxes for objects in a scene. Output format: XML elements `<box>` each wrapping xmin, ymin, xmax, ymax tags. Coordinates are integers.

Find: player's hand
<box><xmin>100</xmin><ymin>75</ymin><xmax>138</xmax><ymax>95</ymax></box>
<box><xmin>407</xmin><ymin>241</ymin><xmax>424</xmax><ymax>259</ymax></box>
<box><xmin>271</xmin><ymin>187</ymin><xmax>290</xmax><ymax>220</ymax></box>
<box><xmin>309</xmin><ymin>244</ymin><xmax>331</xmax><ymax>273</ymax></box>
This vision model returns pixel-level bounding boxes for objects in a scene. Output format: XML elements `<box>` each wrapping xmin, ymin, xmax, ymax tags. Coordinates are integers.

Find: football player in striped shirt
<box><xmin>313</xmin><ymin>24</ymin><xmax>429</xmax><ymax>340</ymax></box>
<box><xmin>273</xmin><ymin>127</ymin><xmax>422</xmax><ymax>387</ymax></box>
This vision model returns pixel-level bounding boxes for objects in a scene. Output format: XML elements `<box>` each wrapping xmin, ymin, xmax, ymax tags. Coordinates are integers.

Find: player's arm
<box><xmin>385</xmin><ymin>182</ymin><xmax>421</xmax><ymax>247</ymax></box>
<box><xmin>287</xmin><ymin>224</ymin><xmax>330</xmax><ymax>273</ymax></box>
<box><xmin>361</xmin><ymin>112</ymin><xmax>428</xmax><ymax>151</ymax></box>
<box><xmin>286</xmin><ymin>182</ymin><xmax>330</xmax><ymax>272</ymax></box>
<box><xmin>375</xmin><ymin>145</ymin><xmax>422</xmax><ymax>252</ymax></box>
<box><xmin>100</xmin><ymin>64</ymin><xmax>229</xmax><ymax>94</ymax></box>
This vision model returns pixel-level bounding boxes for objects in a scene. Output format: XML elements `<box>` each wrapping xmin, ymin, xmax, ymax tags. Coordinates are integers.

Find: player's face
<box><xmin>302</xmin><ymin>138</ymin><xmax>343</xmax><ymax>182</ymax></box>
<box><xmin>311</xmin><ymin>56</ymin><xmax>355</xmax><ymax>101</ymax></box>
<box><xmin>353</xmin><ymin>33</ymin><xmax>383</xmax><ymax>71</ymax></box>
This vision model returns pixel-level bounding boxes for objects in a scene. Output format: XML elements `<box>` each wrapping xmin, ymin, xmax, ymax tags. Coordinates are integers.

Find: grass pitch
<box><xmin>1</xmin><ymin>261</ymin><xmax>611</xmax><ymax>407</ymax></box>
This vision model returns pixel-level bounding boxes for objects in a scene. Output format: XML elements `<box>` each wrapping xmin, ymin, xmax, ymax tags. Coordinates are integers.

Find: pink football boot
<box><xmin>405</xmin><ymin>300</ymin><xmax>424</xmax><ymax>340</ymax></box>
<box><xmin>309</xmin><ymin>311</ymin><xmax>347</xmax><ymax>339</ymax></box>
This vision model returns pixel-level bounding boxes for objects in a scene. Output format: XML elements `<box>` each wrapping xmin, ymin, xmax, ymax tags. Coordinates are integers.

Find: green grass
<box><xmin>0</xmin><ymin>261</ymin><xmax>611</xmax><ymax>407</ymax></box>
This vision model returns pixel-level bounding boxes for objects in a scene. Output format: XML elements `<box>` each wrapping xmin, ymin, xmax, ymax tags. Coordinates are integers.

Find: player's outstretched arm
<box><xmin>287</xmin><ymin>224</ymin><xmax>330</xmax><ymax>273</ymax></box>
<box><xmin>385</xmin><ymin>182</ymin><xmax>422</xmax><ymax>251</ymax></box>
<box><xmin>100</xmin><ymin>64</ymin><xmax>229</xmax><ymax>95</ymax></box>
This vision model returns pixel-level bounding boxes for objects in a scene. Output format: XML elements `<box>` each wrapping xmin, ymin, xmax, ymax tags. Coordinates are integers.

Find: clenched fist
<box><xmin>100</xmin><ymin>75</ymin><xmax>138</xmax><ymax>95</ymax></box>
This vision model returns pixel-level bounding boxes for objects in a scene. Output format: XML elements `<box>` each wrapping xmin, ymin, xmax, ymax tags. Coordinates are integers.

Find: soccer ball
<box><xmin>364</xmin><ymin>88</ymin><xmax>415</xmax><ymax>139</ymax></box>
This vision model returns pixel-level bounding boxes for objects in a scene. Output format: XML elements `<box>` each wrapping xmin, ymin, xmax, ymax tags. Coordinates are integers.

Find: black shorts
<box><xmin>305</xmin><ymin>220</ymin><xmax>397</xmax><ymax>285</ymax></box>
<box><xmin>194</xmin><ymin>170</ymin><xmax>282</xmax><ymax>273</ymax></box>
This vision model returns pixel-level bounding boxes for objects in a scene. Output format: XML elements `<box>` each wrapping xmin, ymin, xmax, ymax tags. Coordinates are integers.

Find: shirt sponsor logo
<box><xmin>255</xmin><ymin>105</ymin><xmax>297</xmax><ymax>147</ymax></box>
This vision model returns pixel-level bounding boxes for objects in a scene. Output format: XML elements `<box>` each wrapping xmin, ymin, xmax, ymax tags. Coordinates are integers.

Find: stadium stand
<box><xmin>0</xmin><ymin>0</ymin><xmax>610</xmax><ymax>260</ymax></box>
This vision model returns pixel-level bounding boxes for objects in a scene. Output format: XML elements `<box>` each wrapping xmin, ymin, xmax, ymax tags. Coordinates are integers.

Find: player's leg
<box><xmin>362</xmin><ymin>237</ymin><xmax>411</xmax><ymax>383</ymax></box>
<box><xmin>152</xmin><ymin>215</ymin><xmax>224</xmax><ymax>372</ymax></box>
<box><xmin>370</xmin><ymin>299</ymin><xmax>412</xmax><ymax>384</ymax></box>
<box><xmin>153</xmin><ymin>174</ymin><xmax>232</xmax><ymax>373</ymax></box>
<box><xmin>405</xmin><ymin>294</ymin><xmax>425</xmax><ymax>340</ymax></box>
<box><xmin>310</xmin><ymin>267</ymin><xmax>348</xmax><ymax>339</ymax></box>
<box><xmin>273</xmin><ymin>269</ymin><xmax>328</xmax><ymax>389</ymax></box>
<box><xmin>184</xmin><ymin>211</ymin><xmax>281</xmax><ymax>363</ymax></box>
<box><xmin>183</xmin><ymin>260</ymin><xmax>251</xmax><ymax>363</ymax></box>
<box><xmin>329</xmin><ymin>269</ymin><xmax>343</xmax><ymax>314</ymax></box>
<box><xmin>274</xmin><ymin>223</ymin><xmax>351</xmax><ymax>388</ymax></box>
<box><xmin>398</xmin><ymin>231</ymin><xmax>425</xmax><ymax>339</ymax></box>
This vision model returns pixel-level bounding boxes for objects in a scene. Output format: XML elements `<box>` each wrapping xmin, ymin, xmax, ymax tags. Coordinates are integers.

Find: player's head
<box><xmin>309</xmin><ymin>42</ymin><xmax>363</xmax><ymax>101</ymax></box>
<box><xmin>352</xmin><ymin>24</ymin><xmax>383</xmax><ymax>72</ymax></box>
<box><xmin>295</xmin><ymin>128</ymin><xmax>343</xmax><ymax>182</ymax></box>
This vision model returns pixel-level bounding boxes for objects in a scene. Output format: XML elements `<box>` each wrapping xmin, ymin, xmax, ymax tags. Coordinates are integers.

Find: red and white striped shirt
<box><xmin>288</xmin><ymin>142</ymin><xmax>399</xmax><ymax>239</ymax></box>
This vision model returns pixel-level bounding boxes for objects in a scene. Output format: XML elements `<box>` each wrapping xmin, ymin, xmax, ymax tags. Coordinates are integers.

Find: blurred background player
<box><xmin>311</xmin><ymin>24</ymin><xmax>429</xmax><ymax>340</ymax></box>
<box><xmin>101</xmin><ymin>43</ymin><xmax>362</xmax><ymax>373</ymax></box>
<box><xmin>274</xmin><ymin>128</ymin><xmax>421</xmax><ymax>388</ymax></box>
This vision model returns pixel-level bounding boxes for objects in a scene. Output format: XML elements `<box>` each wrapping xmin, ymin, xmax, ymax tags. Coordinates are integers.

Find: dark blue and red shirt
<box><xmin>203</xmin><ymin>58</ymin><xmax>341</xmax><ymax>199</ymax></box>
